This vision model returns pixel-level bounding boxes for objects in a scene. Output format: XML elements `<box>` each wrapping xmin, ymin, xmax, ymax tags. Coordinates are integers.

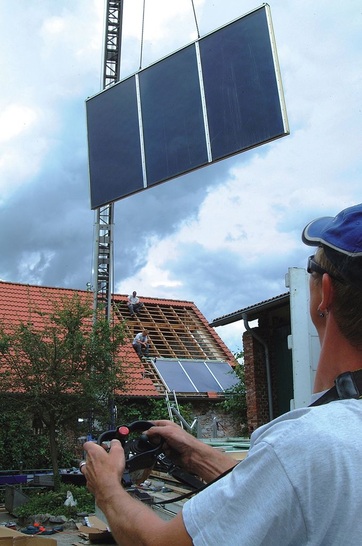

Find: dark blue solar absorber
<box><xmin>86</xmin><ymin>5</ymin><xmax>288</xmax><ymax>209</ymax></box>
<box><xmin>200</xmin><ymin>8</ymin><xmax>286</xmax><ymax>160</ymax></box>
<box><xmin>139</xmin><ymin>44</ymin><xmax>208</xmax><ymax>187</ymax></box>
<box><xmin>87</xmin><ymin>76</ymin><xmax>144</xmax><ymax>208</ymax></box>
<box><xmin>153</xmin><ymin>359</ymin><xmax>239</xmax><ymax>393</ymax></box>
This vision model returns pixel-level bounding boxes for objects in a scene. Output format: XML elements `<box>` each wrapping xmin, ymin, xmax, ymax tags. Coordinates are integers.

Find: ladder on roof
<box><xmin>142</xmin><ymin>358</ymin><xmax>167</xmax><ymax>394</ymax></box>
<box><xmin>165</xmin><ymin>390</ymin><xmax>199</xmax><ymax>434</ymax></box>
<box><xmin>143</xmin><ymin>359</ymin><xmax>198</xmax><ymax>432</ymax></box>
<box><xmin>165</xmin><ymin>390</ymin><xmax>181</xmax><ymax>424</ymax></box>
<box><xmin>141</xmin><ymin>365</ymin><xmax>186</xmax><ymax>430</ymax></box>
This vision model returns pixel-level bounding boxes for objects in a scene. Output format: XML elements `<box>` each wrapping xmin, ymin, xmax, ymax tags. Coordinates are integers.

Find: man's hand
<box><xmin>147</xmin><ymin>420</ymin><xmax>236</xmax><ymax>482</ymax></box>
<box><xmin>146</xmin><ymin>420</ymin><xmax>198</xmax><ymax>468</ymax></box>
<box><xmin>82</xmin><ymin>439</ymin><xmax>125</xmax><ymax>501</ymax></box>
<box><xmin>80</xmin><ymin>435</ymin><xmax>192</xmax><ymax>546</ymax></box>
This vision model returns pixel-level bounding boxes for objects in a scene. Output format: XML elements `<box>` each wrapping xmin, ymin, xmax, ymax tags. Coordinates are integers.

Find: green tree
<box><xmin>0</xmin><ymin>292</ymin><xmax>127</xmax><ymax>489</ymax></box>
<box><xmin>0</xmin><ymin>397</ymin><xmax>77</xmax><ymax>470</ymax></box>
<box><xmin>219</xmin><ymin>350</ymin><xmax>248</xmax><ymax>435</ymax></box>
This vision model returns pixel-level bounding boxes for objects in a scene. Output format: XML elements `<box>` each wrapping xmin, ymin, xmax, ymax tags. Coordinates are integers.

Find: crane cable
<box><xmin>139</xmin><ymin>0</ymin><xmax>200</xmax><ymax>70</ymax></box>
<box><xmin>191</xmin><ymin>0</ymin><xmax>200</xmax><ymax>39</ymax></box>
<box><xmin>139</xmin><ymin>0</ymin><xmax>146</xmax><ymax>70</ymax></box>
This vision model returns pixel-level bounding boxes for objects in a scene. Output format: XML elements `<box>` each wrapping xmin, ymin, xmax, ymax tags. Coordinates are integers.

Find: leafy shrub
<box><xmin>115</xmin><ymin>398</ymin><xmax>194</xmax><ymax>426</ymax></box>
<box><xmin>16</xmin><ymin>484</ymin><xmax>94</xmax><ymax>518</ymax></box>
<box><xmin>218</xmin><ymin>360</ymin><xmax>248</xmax><ymax>435</ymax></box>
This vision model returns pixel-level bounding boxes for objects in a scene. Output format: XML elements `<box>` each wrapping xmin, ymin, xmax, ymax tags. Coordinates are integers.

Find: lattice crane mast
<box><xmin>93</xmin><ymin>0</ymin><xmax>124</xmax><ymax>319</ymax></box>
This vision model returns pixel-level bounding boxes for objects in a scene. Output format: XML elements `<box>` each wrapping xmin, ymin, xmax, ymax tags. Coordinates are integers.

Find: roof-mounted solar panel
<box><xmin>151</xmin><ymin>359</ymin><xmax>239</xmax><ymax>394</ymax></box>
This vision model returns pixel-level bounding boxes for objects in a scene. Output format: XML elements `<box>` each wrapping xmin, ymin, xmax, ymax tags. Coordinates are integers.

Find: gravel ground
<box><xmin>0</xmin><ymin>508</ymin><xmax>116</xmax><ymax>546</ymax></box>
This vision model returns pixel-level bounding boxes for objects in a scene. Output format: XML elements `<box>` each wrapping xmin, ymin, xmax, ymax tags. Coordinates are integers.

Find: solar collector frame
<box><xmin>151</xmin><ymin>359</ymin><xmax>239</xmax><ymax>394</ymax></box>
<box><xmin>86</xmin><ymin>4</ymin><xmax>289</xmax><ymax>209</ymax></box>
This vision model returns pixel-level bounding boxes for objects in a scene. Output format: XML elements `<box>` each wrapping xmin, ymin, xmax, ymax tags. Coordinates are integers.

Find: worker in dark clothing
<box><xmin>132</xmin><ymin>329</ymin><xmax>149</xmax><ymax>359</ymax></box>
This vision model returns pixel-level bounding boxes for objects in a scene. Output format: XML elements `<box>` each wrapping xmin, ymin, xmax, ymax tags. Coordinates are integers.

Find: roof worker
<box><xmin>132</xmin><ymin>329</ymin><xmax>149</xmax><ymax>360</ymax></box>
<box><xmin>127</xmin><ymin>291</ymin><xmax>144</xmax><ymax>318</ymax></box>
<box><xmin>81</xmin><ymin>203</ymin><xmax>362</xmax><ymax>545</ymax></box>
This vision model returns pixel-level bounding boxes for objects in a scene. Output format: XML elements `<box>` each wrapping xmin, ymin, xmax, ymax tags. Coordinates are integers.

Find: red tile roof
<box><xmin>0</xmin><ymin>281</ymin><xmax>236</xmax><ymax>398</ymax></box>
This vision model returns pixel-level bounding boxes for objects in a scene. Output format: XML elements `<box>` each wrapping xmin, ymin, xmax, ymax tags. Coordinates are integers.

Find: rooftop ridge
<box><xmin>0</xmin><ymin>281</ymin><xmax>195</xmax><ymax>305</ymax></box>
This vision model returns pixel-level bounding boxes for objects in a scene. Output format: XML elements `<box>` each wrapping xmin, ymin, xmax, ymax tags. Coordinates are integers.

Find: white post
<box><xmin>286</xmin><ymin>268</ymin><xmax>320</xmax><ymax>409</ymax></box>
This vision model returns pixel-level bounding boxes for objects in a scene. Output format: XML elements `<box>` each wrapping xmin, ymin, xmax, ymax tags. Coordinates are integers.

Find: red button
<box><xmin>118</xmin><ymin>426</ymin><xmax>129</xmax><ymax>436</ymax></box>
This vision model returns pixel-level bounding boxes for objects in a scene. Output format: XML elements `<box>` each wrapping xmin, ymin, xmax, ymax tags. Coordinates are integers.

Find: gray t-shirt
<box><xmin>183</xmin><ymin>399</ymin><xmax>362</xmax><ymax>545</ymax></box>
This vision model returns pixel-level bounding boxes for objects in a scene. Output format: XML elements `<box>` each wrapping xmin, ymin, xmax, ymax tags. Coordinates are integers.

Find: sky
<box><xmin>0</xmin><ymin>0</ymin><xmax>361</xmax><ymax>353</ymax></box>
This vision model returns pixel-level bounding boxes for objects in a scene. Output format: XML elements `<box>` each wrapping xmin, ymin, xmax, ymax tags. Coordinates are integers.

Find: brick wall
<box><xmin>243</xmin><ymin>329</ymin><xmax>270</xmax><ymax>432</ymax></box>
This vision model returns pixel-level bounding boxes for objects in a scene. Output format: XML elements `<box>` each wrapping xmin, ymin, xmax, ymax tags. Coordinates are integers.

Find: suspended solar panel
<box><xmin>86</xmin><ymin>4</ymin><xmax>289</xmax><ymax>209</ymax></box>
<box><xmin>152</xmin><ymin>359</ymin><xmax>239</xmax><ymax>393</ymax></box>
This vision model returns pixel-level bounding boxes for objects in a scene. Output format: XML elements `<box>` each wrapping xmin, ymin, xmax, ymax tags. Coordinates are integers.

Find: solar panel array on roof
<box><xmin>152</xmin><ymin>359</ymin><xmax>239</xmax><ymax>393</ymax></box>
<box><xmin>86</xmin><ymin>4</ymin><xmax>289</xmax><ymax>209</ymax></box>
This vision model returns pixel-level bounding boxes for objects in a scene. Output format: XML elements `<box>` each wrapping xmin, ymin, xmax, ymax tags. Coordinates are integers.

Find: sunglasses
<box><xmin>307</xmin><ymin>255</ymin><xmax>345</xmax><ymax>283</ymax></box>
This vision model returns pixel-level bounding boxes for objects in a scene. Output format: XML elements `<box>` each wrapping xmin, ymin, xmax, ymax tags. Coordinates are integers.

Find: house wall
<box><xmin>243</xmin><ymin>311</ymin><xmax>292</xmax><ymax>433</ymax></box>
<box><xmin>189</xmin><ymin>400</ymin><xmax>246</xmax><ymax>438</ymax></box>
<box><xmin>243</xmin><ymin>329</ymin><xmax>270</xmax><ymax>432</ymax></box>
<box><xmin>118</xmin><ymin>398</ymin><xmax>245</xmax><ymax>438</ymax></box>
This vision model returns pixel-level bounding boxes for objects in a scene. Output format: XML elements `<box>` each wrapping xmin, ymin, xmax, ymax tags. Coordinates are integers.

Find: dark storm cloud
<box><xmin>112</xmin><ymin>158</ymin><xmax>238</xmax><ymax>279</ymax></box>
<box><xmin>156</xmin><ymin>242</ymin><xmax>292</xmax><ymax>322</ymax></box>
<box><xmin>0</xmin><ymin>85</ymin><xmax>233</xmax><ymax>290</ymax></box>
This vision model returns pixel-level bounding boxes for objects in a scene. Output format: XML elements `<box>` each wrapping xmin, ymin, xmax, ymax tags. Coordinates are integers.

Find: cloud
<box><xmin>0</xmin><ymin>104</ymin><xmax>37</xmax><ymax>143</ymax></box>
<box><xmin>121</xmin><ymin>0</ymin><xmax>204</xmax><ymax>74</ymax></box>
<box><xmin>0</xmin><ymin>0</ymin><xmax>361</xmax><ymax>353</ymax></box>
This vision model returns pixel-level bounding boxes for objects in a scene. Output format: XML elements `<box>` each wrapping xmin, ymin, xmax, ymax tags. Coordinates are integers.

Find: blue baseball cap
<box><xmin>302</xmin><ymin>204</ymin><xmax>362</xmax><ymax>287</ymax></box>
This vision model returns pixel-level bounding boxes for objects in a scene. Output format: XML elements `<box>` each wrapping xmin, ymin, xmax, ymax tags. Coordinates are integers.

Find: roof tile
<box><xmin>0</xmin><ymin>281</ymin><xmax>236</xmax><ymax>398</ymax></box>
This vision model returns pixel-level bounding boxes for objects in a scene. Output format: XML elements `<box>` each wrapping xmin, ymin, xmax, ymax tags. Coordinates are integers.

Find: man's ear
<box><xmin>320</xmin><ymin>273</ymin><xmax>334</xmax><ymax>312</ymax></box>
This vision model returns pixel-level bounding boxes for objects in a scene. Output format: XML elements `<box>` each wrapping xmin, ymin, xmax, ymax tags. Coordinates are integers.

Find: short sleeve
<box><xmin>182</xmin><ymin>441</ymin><xmax>307</xmax><ymax>545</ymax></box>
